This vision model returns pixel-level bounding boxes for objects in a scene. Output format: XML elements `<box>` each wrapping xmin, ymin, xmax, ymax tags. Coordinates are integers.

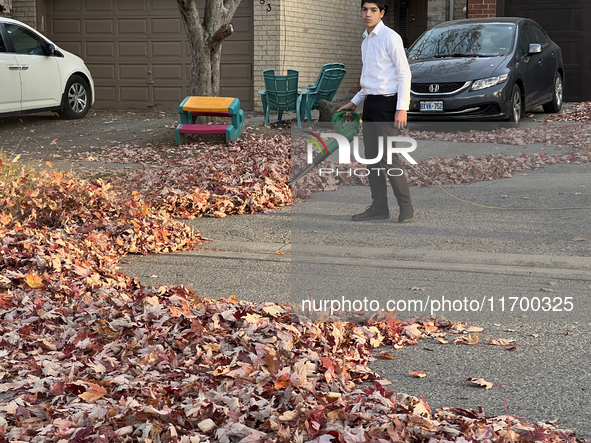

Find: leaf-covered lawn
<box><xmin>2</xmin><ymin>122</ymin><xmax>590</xmax><ymax>442</ymax></box>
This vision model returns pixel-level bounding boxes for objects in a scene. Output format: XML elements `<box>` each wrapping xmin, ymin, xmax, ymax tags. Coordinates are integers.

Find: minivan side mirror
<box><xmin>528</xmin><ymin>43</ymin><xmax>542</xmax><ymax>55</ymax></box>
<box><xmin>46</xmin><ymin>44</ymin><xmax>56</xmax><ymax>55</ymax></box>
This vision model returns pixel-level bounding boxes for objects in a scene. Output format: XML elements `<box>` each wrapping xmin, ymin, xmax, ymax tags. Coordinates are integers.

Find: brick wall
<box><xmin>254</xmin><ymin>0</ymin><xmax>283</xmax><ymax>111</ymax></box>
<box><xmin>428</xmin><ymin>0</ymin><xmax>447</xmax><ymax>28</ymax></box>
<box><xmin>467</xmin><ymin>0</ymin><xmax>497</xmax><ymax>18</ymax></box>
<box><xmin>253</xmin><ymin>0</ymin><xmax>365</xmax><ymax>111</ymax></box>
<box><xmin>283</xmin><ymin>1</ymin><xmax>365</xmax><ymax>97</ymax></box>
<box><xmin>10</xmin><ymin>0</ymin><xmax>34</xmax><ymax>26</ymax></box>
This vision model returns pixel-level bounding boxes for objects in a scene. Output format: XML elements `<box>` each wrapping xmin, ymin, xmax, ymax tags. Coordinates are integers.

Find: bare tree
<box><xmin>0</xmin><ymin>0</ymin><xmax>12</xmax><ymax>15</ymax></box>
<box><xmin>177</xmin><ymin>0</ymin><xmax>242</xmax><ymax>97</ymax></box>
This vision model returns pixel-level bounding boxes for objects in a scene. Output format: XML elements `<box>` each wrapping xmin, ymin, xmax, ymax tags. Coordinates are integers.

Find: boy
<box><xmin>338</xmin><ymin>0</ymin><xmax>414</xmax><ymax>223</ymax></box>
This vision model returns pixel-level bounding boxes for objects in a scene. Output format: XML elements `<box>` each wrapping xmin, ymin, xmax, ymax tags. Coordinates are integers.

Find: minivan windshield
<box><xmin>407</xmin><ymin>23</ymin><xmax>516</xmax><ymax>59</ymax></box>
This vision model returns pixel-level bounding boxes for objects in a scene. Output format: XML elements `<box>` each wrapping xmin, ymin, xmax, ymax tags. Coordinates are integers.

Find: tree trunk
<box><xmin>177</xmin><ymin>0</ymin><xmax>242</xmax><ymax>98</ymax></box>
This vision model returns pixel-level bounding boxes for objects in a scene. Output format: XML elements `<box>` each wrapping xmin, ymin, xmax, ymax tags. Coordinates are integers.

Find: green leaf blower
<box><xmin>287</xmin><ymin>111</ymin><xmax>361</xmax><ymax>185</ymax></box>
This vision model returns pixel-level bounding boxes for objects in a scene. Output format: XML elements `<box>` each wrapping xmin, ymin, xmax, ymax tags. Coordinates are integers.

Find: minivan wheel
<box><xmin>59</xmin><ymin>75</ymin><xmax>91</xmax><ymax>119</ymax></box>
<box><xmin>508</xmin><ymin>84</ymin><xmax>522</xmax><ymax>123</ymax></box>
<box><xmin>543</xmin><ymin>74</ymin><xmax>563</xmax><ymax>113</ymax></box>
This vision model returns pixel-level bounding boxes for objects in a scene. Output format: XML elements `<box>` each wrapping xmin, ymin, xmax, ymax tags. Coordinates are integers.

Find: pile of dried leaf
<box><xmin>545</xmin><ymin>102</ymin><xmax>591</xmax><ymax>122</ymax></box>
<box><xmin>69</xmin><ymin>127</ymin><xmax>591</xmax><ymax>218</ymax></box>
<box><xmin>72</xmin><ymin>133</ymin><xmax>293</xmax><ymax>219</ymax></box>
<box><xmin>405</xmin><ymin>122</ymin><xmax>591</xmax><ymax>150</ymax></box>
<box><xmin>2</xmin><ymin>158</ymin><xmax>587</xmax><ymax>442</ymax></box>
<box><xmin>405</xmin><ymin>150</ymin><xmax>591</xmax><ymax>187</ymax></box>
<box><xmin>0</xmin><ymin>286</ymin><xmax>583</xmax><ymax>443</ymax></box>
<box><xmin>0</xmin><ymin>279</ymin><xmax>584</xmax><ymax>442</ymax></box>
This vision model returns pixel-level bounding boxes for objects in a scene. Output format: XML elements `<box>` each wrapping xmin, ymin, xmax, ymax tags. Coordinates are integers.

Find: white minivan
<box><xmin>0</xmin><ymin>17</ymin><xmax>94</xmax><ymax>119</ymax></box>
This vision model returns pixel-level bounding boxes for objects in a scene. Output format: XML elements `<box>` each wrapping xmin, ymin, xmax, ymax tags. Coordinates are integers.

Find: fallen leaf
<box><xmin>457</xmin><ymin>333</ymin><xmax>479</xmax><ymax>345</ymax></box>
<box><xmin>198</xmin><ymin>419</ymin><xmax>216</xmax><ymax>433</ymax></box>
<box><xmin>409</xmin><ymin>371</ymin><xmax>426</xmax><ymax>378</ymax></box>
<box><xmin>403</xmin><ymin>323</ymin><xmax>422</xmax><ymax>339</ymax></box>
<box><xmin>466</xmin><ymin>377</ymin><xmax>493</xmax><ymax>389</ymax></box>
<box><xmin>78</xmin><ymin>389</ymin><xmax>105</xmax><ymax>403</ymax></box>
<box><xmin>25</xmin><ymin>271</ymin><xmax>44</xmax><ymax>289</ymax></box>
<box><xmin>274</xmin><ymin>373</ymin><xmax>290</xmax><ymax>389</ymax></box>
<box><xmin>278</xmin><ymin>410</ymin><xmax>300</xmax><ymax>422</ymax></box>
<box><xmin>573</xmin><ymin>236</ymin><xmax>587</xmax><ymax>241</ymax></box>
<box><xmin>486</xmin><ymin>338</ymin><xmax>515</xmax><ymax>346</ymax></box>
<box><xmin>502</xmin><ymin>429</ymin><xmax>520</xmax><ymax>443</ymax></box>
<box><xmin>262</xmin><ymin>306</ymin><xmax>284</xmax><ymax>317</ymax></box>
<box><xmin>374</xmin><ymin>352</ymin><xmax>394</xmax><ymax>360</ymax></box>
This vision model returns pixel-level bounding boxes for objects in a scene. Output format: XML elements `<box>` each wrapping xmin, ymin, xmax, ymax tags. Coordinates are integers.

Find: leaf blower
<box><xmin>287</xmin><ymin>111</ymin><xmax>362</xmax><ymax>185</ymax></box>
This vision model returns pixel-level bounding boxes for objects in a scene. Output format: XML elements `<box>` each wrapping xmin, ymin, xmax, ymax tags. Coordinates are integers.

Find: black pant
<box><xmin>362</xmin><ymin>94</ymin><xmax>412</xmax><ymax>210</ymax></box>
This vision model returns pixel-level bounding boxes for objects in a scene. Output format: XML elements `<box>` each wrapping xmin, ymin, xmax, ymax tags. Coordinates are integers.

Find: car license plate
<box><xmin>420</xmin><ymin>101</ymin><xmax>443</xmax><ymax>112</ymax></box>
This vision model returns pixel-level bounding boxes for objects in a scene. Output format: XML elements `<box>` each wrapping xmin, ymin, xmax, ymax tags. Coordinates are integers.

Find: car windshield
<box><xmin>407</xmin><ymin>23</ymin><xmax>516</xmax><ymax>59</ymax></box>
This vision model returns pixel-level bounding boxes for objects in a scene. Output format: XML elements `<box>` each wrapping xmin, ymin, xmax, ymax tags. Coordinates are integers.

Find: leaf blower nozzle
<box><xmin>287</xmin><ymin>111</ymin><xmax>361</xmax><ymax>185</ymax></box>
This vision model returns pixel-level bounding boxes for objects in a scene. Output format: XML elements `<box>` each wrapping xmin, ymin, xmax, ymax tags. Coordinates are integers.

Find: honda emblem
<box><xmin>429</xmin><ymin>84</ymin><xmax>440</xmax><ymax>93</ymax></box>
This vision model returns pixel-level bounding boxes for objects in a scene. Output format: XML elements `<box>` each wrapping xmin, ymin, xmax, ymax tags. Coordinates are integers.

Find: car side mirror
<box><xmin>47</xmin><ymin>44</ymin><xmax>56</xmax><ymax>55</ymax></box>
<box><xmin>528</xmin><ymin>43</ymin><xmax>542</xmax><ymax>55</ymax></box>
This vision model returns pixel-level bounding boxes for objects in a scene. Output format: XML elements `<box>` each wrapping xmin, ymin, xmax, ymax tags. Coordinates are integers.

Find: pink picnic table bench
<box><xmin>175</xmin><ymin>96</ymin><xmax>245</xmax><ymax>145</ymax></box>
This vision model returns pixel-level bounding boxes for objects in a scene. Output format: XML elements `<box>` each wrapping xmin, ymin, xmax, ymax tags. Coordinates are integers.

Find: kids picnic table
<box><xmin>175</xmin><ymin>96</ymin><xmax>245</xmax><ymax>146</ymax></box>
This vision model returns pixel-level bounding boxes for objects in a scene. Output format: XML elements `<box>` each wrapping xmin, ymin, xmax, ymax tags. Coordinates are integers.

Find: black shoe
<box><xmin>398</xmin><ymin>203</ymin><xmax>414</xmax><ymax>223</ymax></box>
<box><xmin>351</xmin><ymin>204</ymin><xmax>390</xmax><ymax>221</ymax></box>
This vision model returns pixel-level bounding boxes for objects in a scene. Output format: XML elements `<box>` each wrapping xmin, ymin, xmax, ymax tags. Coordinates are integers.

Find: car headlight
<box><xmin>470</xmin><ymin>74</ymin><xmax>508</xmax><ymax>91</ymax></box>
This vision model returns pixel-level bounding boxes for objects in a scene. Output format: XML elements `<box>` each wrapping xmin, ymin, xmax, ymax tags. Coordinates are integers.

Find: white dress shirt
<box><xmin>351</xmin><ymin>20</ymin><xmax>412</xmax><ymax>111</ymax></box>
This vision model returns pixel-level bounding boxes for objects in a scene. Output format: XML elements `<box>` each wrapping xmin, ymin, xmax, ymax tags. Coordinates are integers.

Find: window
<box><xmin>516</xmin><ymin>24</ymin><xmax>534</xmax><ymax>59</ymax></box>
<box><xmin>407</xmin><ymin>24</ymin><xmax>515</xmax><ymax>59</ymax></box>
<box><xmin>0</xmin><ymin>31</ymin><xmax>6</xmax><ymax>52</ymax></box>
<box><xmin>5</xmin><ymin>24</ymin><xmax>46</xmax><ymax>55</ymax></box>
<box><xmin>529</xmin><ymin>24</ymin><xmax>549</xmax><ymax>46</ymax></box>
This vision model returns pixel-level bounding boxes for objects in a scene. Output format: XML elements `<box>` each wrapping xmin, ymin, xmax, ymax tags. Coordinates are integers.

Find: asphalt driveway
<box><xmin>0</xmin><ymin>109</ymin><xmax>179</xmax><ymax>163</ymax></box>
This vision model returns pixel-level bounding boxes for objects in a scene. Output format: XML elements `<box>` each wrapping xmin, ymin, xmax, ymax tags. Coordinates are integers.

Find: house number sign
<box><xmin>260</xmin><ymin>0</ymin><xmax>272</xmax><ymax>12</ymax></box>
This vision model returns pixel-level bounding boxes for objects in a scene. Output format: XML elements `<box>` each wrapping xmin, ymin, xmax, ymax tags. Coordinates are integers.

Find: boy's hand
<box><xmin>337</xmin><ymin>102</ymin><xmax>357</xmax><ymax>112</ymax></box>
<box><xmin>394</xmin><ymin>110</ymin><xmax>407</xmax><ymax>129</ymax></box>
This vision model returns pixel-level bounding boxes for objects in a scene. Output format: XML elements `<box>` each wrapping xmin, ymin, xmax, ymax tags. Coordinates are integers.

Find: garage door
<box><xmin>46</xmin><ymin>0</ymin><xmax>254</xmax><ymax>110</ymax></box>
<box><xmin>502</xmin><ymin>0</ymin><xmax>591</xmax><ymax>102</ymax></box>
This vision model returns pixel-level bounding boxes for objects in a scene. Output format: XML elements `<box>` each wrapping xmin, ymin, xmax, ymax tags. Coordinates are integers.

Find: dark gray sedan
<box><xmin>406</xmin><ymin>18</ymin><xmax>564</xmax><ymax>123</ymax></box>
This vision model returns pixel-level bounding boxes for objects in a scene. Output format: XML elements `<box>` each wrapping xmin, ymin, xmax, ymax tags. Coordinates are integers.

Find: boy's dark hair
<box><xmin>361</xmin><ymin>1</ymin><xmax>388</xmax><ymax>14</ymax></box>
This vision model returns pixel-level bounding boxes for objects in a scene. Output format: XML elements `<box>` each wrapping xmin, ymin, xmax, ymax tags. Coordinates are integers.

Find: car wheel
<box><xmin>59</xmin><ymin>75</ymin><xmax>91</xmax><ymax>119</ymax></box>
<box><xmin>508</xmin><ymin>84</ymin><xmax>522</xmax><ymax>123</ymax></box>
<box><xmin>543</xmin><ymin>73</ymin><xmax>563</xmax><ymax>113</ymax></box>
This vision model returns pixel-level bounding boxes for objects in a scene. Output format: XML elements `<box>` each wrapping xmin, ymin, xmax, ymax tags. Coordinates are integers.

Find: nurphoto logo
<box><xmin>303</xmin><ymin>131</ymin><xmax>418</xmax><ymax>178</ymax></box>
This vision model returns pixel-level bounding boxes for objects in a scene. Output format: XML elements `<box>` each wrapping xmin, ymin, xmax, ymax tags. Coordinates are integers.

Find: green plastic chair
<box><xmin>300</xmin><ymin>63</ymin><xmax>345</xmax><ymax>92</ymax></box>
<box><xmin>301</xmin><ymin>65</ymin><xmax>346</xmax><ymax>123</ymax></box>
<box><xmin>258</xmin><ymin>69</ymin><xmax>306</xmax><ymax>128</ymax></box>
